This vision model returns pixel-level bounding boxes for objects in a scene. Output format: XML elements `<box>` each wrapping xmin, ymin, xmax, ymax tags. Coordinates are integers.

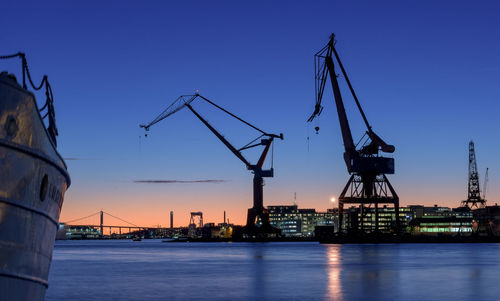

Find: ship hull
<box><xmin>0</xmin><ymin>74</ymin><xmax>70</xmax><ymax>300</ymax></box>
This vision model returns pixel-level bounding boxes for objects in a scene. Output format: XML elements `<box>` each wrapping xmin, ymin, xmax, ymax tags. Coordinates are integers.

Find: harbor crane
<box><xmin>462</xmin><ymin>141</ymin><xmax>486</xmax><ymax>208</ymax></box>
<box><xmin>140</xmin><ymin>94</ymin><xmax>283</xmax><ymax>237</ymax></box>
<box><xmin>308</xmin><ymin>34</ymin><xmax>399</xmax><ymax>233</ymax></box>
<box><xmin>189</xmin><ymin>212</ymin><xmax>204</xmax><ymax>228</ymax></box>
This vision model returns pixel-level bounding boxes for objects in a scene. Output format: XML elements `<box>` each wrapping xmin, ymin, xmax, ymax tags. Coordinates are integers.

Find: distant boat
<box><xmin>0</xmin><ymin>54</ymin><xmax>70</xmax><ymax>301</ymax></box>
<box><xmin>132</xmin><ymin>237</ymin><xmax>142</xmax><ymax>241</ymax></box>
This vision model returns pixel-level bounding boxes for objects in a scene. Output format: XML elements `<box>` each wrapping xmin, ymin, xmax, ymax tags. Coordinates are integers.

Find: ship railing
<box><xmin>1</xmin><ymin>52</ymin><xmax>58</xmax><ymax>146</ymax></box>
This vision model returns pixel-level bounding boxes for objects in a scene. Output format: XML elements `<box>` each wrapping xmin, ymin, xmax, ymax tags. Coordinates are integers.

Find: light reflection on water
<box><xmin>326</xmin><ymin>246</ymin><xmax>342</xmax><ymax>300</ymax></box>
<box><xmin>47</xmin><ymin>241</ymin><xmax>500</xmax><ymax>301</ymax></box>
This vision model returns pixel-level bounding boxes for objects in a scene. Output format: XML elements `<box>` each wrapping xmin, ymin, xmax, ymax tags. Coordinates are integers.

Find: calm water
<box><xmin>46</xmin><ymin>240</ymin><xmax>500</xmax><ymax>300</ymax></box>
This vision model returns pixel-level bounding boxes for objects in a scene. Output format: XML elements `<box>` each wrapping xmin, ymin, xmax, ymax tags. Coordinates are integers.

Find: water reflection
<box><xmin>47</xmin><ymin>242</ymin><xmax>500</xmax><ymax>301</ymax></box>
<box><xmin>325</xmin><ymin>244</ymin><xmax>403</xmax><ymax>300</ymax></box>
<box><xmin>251</xmin><ymin>244</ymin><xmax>267</xmax><ymax>298</ymax></box>
<box><xmin>326</xmin><ymin>245</ymin><xmax>343</xmax><ymax>300</ymax></box>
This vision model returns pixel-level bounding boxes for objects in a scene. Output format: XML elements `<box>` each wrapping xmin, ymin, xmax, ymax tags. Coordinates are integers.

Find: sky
<box><xmin>2</xmin><ymin>1</ymin><xmax>500</xmax><ymax>227</ymax></box>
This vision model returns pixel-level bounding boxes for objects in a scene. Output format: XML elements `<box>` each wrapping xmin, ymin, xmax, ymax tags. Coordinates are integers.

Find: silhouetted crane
<box><xmin>140</xmin><ymin>94</ymin><xmax>283</xmax><ymax>237</ymax></box>
<box><xmin>308</xmin><ymin>34</ymin><xmax>399</xmax><ymax>233</ymax></box>
<box><xmin>462</xmin><ymin>141</ymin><xmax>486</xmax><ymax>208</ymax></box>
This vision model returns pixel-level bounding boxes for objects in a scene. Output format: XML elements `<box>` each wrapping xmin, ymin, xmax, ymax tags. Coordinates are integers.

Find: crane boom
<box><xmin>325</xmin><ymin>55</ymin><xmax>356</xmax><ymax>158</ymax></box>
<box><xmin>140</xmin><ymin>95</ymin><xmax>197</xmax><ymax>130</ymax></box>
<box><xmin>140</xmin><ymin>93</ymin><xmax>282</xmax><ymax>171</ymax></box>
<box><xmin>185</xmin><ymin>103</ymin><xmax>252</xmax><ymax>168</ymax></box>
<box><xmin>309</xmin><ymin>34</ymin><xmax>395</xmax><ymax>174</ymax></box>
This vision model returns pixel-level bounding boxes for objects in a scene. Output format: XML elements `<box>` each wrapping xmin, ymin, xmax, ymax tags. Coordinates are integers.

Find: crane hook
<box><xmin>315</xmin><ymin>126</ymin><xmax>320</xmax><ymax>134</ymax></box>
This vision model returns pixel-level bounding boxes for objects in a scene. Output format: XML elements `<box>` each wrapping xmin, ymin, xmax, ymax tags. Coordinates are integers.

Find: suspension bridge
<box><xmin>61</xmin><ymin>211</ymin><xmax>181</xmax><ymax>238</ymax></box>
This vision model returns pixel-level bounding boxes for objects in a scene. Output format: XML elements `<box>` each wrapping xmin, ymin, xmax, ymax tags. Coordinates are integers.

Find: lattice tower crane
<box><xmin>462</xmin><ymin>141</ymin><xmax>486</xmax><ymax>208</ymax></box>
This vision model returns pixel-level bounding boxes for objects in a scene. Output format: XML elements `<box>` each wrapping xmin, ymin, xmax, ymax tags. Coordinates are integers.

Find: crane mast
<box><xmin>141</xmin><ymin>94</ymin><xmax>283</xmax><ymax>237</ymax></box>
<box><xmin>308</xmin><ymin>34</ymin><xmax>399</xmax><ymax>233</ymax></box>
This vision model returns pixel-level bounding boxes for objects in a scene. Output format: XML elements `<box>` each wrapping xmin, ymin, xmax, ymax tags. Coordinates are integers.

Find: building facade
<box><xmin>268</xmin><ymin>205</ymin><xmax>336</xmax><ymax>237</ymax></box>
<box><xmin>267</xmin><ymin>203</ymin><xmax>489</xmax><ymax>236</ymax></box>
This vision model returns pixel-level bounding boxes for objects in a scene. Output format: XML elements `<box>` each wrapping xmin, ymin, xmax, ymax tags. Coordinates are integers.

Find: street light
<box><xmin>330</xmin><ymin>197</ymin><xmax>336</xmax><ymax>203</ymax></box>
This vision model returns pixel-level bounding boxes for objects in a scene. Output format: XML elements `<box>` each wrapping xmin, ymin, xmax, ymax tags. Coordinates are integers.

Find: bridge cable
<box><xmin>64</xmin><ymin>211</ymin><xmax>101</xmax><ymax>224</ymax></box>
<box><xmin>103</xmin><ymin>211</ymin><xmax>140</xmax><ymax>227</ymax></box>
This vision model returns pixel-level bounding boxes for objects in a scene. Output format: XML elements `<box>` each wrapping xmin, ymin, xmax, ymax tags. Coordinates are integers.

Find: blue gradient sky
<box><xmin>2</xmin><ymin>1</ymin><xmax>500</xmax><ymax>226</ymax></box>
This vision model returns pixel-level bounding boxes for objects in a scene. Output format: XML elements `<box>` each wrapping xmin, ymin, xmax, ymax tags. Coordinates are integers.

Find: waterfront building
<box><xmin>298</xmin><ymin>209</ymin><xmax>316</xmax><ymax>236</ymax></box>
<box><xmin>409</xmin><ymin>216</ymin><xmax>473</xmax><ymax>234</ymax></box>
<box><xmin>299</xmin><ymin>209</ymin><xmax>336</xmax><ymax>237</ymax></box>
<box><xmin>340</xmin><ymin>204</ymin><xmax>475</xmax><ymax>234</ymax></box>
<box><xmin>58</xmin><ymin>224</ymin><xmax>101</xmax><ymax>239</ymax></box>
<box><xmin>268</xmin><ymin>205</ymin><xmax>336</xmax><ymax>237</ymax></box>
<box><xmin>342</xmin><ymin>206</ymin><xmax>408</xmax><ymax>233</ymax></box>
<box><xmin>404</xmin><ymin>205</ymin><xmax>474</xmax><ymax>235</ymax></box>
<box><xmin>268</xmin><ymin>205</ymin><xmax>301</xmax><ymax>236</ymax></box>
<box><xmin>266</xmin><ymin>203</ymin><xmax>493</xmax><ymax>236</ymax></box>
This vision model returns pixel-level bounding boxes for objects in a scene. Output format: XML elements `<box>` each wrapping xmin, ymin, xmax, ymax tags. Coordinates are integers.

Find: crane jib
<box><xmin>310</xmin><ymin>34</ymin><xmax>396</xmax><ymax>174</ymax></box>
<box><xmin>140</xmin><ymin>93</ymin><xmax>283</xmax><ymax>174</ymax></box>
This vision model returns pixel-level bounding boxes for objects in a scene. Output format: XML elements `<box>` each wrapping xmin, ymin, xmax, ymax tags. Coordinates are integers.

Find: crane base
<box><xmin>243</xmin><ymin>207</ymin><xmax>281</xmax><ymax>238</ymax></box>
<box><xmin>338</xmin><ymin>174</ymin><xmax>400</xmax><ymax>233</ymax></box>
